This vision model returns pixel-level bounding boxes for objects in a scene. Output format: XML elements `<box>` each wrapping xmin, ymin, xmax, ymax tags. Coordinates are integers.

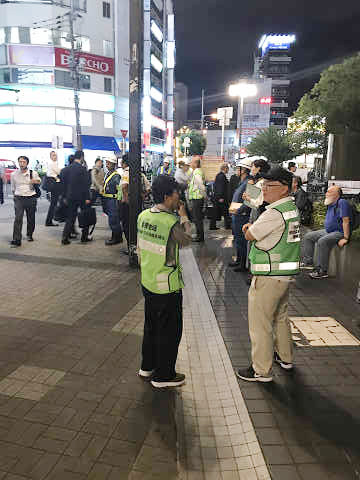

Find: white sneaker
<box><xmin>138</xmin><ymin>369</ymin><xmax>154</xmax><ymax>378</ymax></box>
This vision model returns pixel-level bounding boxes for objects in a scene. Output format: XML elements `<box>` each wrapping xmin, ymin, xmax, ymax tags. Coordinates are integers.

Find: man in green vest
<box><xmin>188</xmin><ymin>157</ymin><xmax>206</xmax><ymax>242</ymax></box>
<box><xmin>102</xmin><ymin>156</ymin><xmax>123</xmax><ymax>246</ymax></box>
<box><xmin>237</xmin><ymin>166</ymin><xmax>300</xmax><ymax>382</ymax></box>
<box><xmin>137</xmin><ymin>175</ymin><xmax>192</xmax><ymax>388</ymax></box>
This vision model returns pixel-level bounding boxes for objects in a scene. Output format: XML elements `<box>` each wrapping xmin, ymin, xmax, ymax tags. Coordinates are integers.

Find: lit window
<box><xmin>104</xmin><ymin>113</ymin><xmax>113</xmax><ymax>129</ymax></box>
<box><xmin>104</xmin><ymin>77</ymin><xmax>112</xmax><ymax>93</ymax></box>
<box><xmin>56</xmin><ymin>108</ymin><xmax>92</xmax><ymax>127</ymax></box>
<box><xmin>30</xmin><ymin>28</ymin><xmax>52</xmax><ymax>45</ymax></box>
<box><xmin>13</xmin><ymin>106</ymin><xmax>55</xmax><ymax>124</ymax></box>
<box><xmin>10</xmin><ymin>27</ymin><xmax>20</xmax><ymax>44</ymax></box>
<box><xmin>103</xmin><ymin>40</ymin><xmax>113</xmax><ymax>57</ymax></box>
<box><xmin>102</xmin><ymin>2</ymin><xmax>111</xmax><ymax>18</ymax></box>
<box><xmin>77</xmin><ymin>36</ymin><xmax>90</xmax><ymax>52</ymax></box>
<box><xmin>12</xmin><ymin>68</ymin><xmax>54</xmax><ymax>85</ymax></box>
<box><xmin>0</xmin><ymin>28</ymin><xmax>5</xmax><ymax>45</ymax></box>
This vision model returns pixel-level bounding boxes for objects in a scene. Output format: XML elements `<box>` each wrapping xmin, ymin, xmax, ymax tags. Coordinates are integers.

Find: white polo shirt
<box><xmin>11</xmin><ymin>169</ymin><xmax>40</xmax><ymax>197</ymax></box>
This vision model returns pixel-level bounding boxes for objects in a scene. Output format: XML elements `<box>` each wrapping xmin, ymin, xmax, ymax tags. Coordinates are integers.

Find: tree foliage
<box><xmin>179</xmin><ymin>130</ymin><xmax>207</xmax><ymax>156</ymax></box>
<box><xmin>246</xmin><ymin>127</ymin><xmax>297</xmax><ymax>164</ymax></box>
<box><xmin>287</xmin><ymin>115</ymin><xmax>328</xmax><ymax>157</ymax></box>
<box><xmin>295</xmin><ymin>54</ymin><xmax>360</xmax><ymax>133</ymax></box>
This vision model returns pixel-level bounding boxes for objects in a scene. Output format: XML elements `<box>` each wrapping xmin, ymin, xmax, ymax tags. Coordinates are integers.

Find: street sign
<box><xmin>217</xmin><ymin>107</ymin><xmax>233</xmax><ymax>120</ymax></box>
<box><xmin>121</xmin><ymin>129</ymin><xmax>128</xmax><ymax>138</ymax></box>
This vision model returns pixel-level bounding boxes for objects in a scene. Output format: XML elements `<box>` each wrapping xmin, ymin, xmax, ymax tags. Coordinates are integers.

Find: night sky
<box><xmin>173</xmin><ymin>0</ymin><xmax>360</xmax><ymax>120</ymax></box>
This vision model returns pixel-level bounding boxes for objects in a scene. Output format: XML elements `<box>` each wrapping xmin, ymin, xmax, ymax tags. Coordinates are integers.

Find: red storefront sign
<box><xmin>55</xmin><ymin>48</ymin><xmax>114</xmax><ymax>76</ymax></box>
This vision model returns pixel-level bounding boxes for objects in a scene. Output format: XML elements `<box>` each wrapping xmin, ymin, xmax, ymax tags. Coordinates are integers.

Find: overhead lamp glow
<box><xmin>151</xmin><ymin>54</ymin><xmax>163</xmax><ymax>73</ymax></box>
<box><xmin>229</xmin><ymin>83</ymin><xmax>257</xmax><ymax>98</ymax></box>
<box><xmin>151</xmin><ymin>20</ymin><xmax>163</xmax><ymax>43</ymax></box>
<box><xmin>150</xmin><ymin>87</ymin><xmax>163</xmax><ymax>103</ymax></box>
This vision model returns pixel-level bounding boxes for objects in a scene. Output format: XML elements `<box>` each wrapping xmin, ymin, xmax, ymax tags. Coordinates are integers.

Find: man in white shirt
<box><xmin>45</xmin><ymin>150</ymin><xmax>61</xmax><ymax>227</ymax></box>
<box><xmin>237</xmin><ymin>167</ymin><xmax>300</xmax><ymax>383</ymax></box>
<box><xmin>10</xmin><ymin>156</ymin><xmax>41</xmax><ymax>247</ymax></box>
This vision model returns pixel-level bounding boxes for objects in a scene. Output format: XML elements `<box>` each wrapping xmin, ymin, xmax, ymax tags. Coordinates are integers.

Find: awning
<box><xmin>81</xmin><ymin>135</ymin><xmax>120</xmax><ymax>152</ymax></box>
<box><xmin>0</xmin><ymin>141</ymin><xmax>73</xmax><ymax>149</ymax></box>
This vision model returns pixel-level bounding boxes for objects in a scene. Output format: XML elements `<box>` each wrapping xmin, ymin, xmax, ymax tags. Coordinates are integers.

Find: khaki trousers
<box><xmin>248</xmin><ymin>276</ymin><xmax>293</xmax><ymax>376</ymax></box>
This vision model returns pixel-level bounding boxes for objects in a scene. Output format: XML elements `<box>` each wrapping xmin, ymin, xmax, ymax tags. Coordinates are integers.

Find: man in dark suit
<box><xmin>60</xmin><ymin>150</ymin><xmax>91</xmax><ymax>245</ymax></box>
<box><xmin>210</xmin><ymin>163</ymin><xmax>231</xmax><ymax>230</ymax></box>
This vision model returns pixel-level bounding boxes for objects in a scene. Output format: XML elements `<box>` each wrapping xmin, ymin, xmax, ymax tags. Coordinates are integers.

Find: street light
<box><xmin>229</xmin><ymin>82</ymin><xmax>257</xmax><ymax>151</ymax></box>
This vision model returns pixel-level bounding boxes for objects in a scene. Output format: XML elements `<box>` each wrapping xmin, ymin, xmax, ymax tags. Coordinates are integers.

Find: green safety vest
<box><xmin>188</xmin><ymin>168</ymin><xmax>205</xmax><ymax>200</ymax></box>
<box><xmin>249</xmin><ymin>199</ymin><xmax>300</xmax><ymax>276</ymax></box>
<box><xmin>137</xmin><ymin>209</ymin><xmax>184</xmax><ymax>294</ymax></box>
<box><xmin>102</xmin><ymin>171</ymin><xmax>119</xmax><ymax>198</ymax></box>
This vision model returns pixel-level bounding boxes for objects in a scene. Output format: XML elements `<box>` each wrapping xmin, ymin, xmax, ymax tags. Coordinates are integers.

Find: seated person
<box><xmin>302</xmin><ymin>186</ymin><xmax>351</xmax><ymax>279</ymax></box>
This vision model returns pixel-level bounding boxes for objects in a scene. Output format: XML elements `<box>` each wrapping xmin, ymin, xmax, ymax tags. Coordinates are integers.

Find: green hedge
<box><xmin>312</xmin><ymin>201</ymin><xmax>360</xmax><ymax>241</ymax></box>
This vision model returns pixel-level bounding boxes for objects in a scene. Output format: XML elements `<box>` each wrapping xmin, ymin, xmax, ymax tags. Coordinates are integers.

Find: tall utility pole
<box><xmin>128</xmin><ymin>0</ymin><xmax>143</xmax><ymax>267</ymax></box>
<box><xmin>201</xmin><ymin>89</ymin><xmax>205</xmax><ymax>130</ymax></box>
<box><xmin>69</xmin><ymin>0</ymin><xmax>82</xmax><ymax>150</ymax></box>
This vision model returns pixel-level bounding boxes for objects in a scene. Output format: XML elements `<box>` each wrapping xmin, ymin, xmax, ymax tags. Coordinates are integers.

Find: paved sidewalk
<box><xmin>192</xmin><ymin>227</ymin><xmax>360</xmax><ymax>480</ymax></box>
<box><xmin>0</xmin><ymin>199</ymin><xmax>179</xmax><ymax>480</ymax></box>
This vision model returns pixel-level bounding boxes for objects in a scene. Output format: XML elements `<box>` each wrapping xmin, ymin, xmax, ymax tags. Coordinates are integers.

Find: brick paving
<box><xmin>192</xmin><ymin>228</ymin><xmax>360</xmax><ymax>480</ymax></box>
<box><xmin>0</xmin><ymin>198</ymin><xmax>178</xmax><ymax>480</ymax></box>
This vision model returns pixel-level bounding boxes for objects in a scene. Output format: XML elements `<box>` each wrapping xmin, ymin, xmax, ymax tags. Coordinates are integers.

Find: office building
<box><xmin>0</xmin><ymin>0</ymin><xmax>175</xmax><ymax>167</ymax></box>
<box><xmin>255</xmin><ymin>34</ymin><xmax>295</xmax><ymax>130</ymax></box>
<box><xmin>174</xmin><ymin>81</ymin><xmax>188</xmax><ymax>132</ymax></box>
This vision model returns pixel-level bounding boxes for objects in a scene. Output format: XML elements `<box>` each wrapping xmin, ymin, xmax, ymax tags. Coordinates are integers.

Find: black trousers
<box><xmin>210</xmin><ymin>200</ymin><xmax>231</xmax><ymax>229</ymax></box>
<box><xmin>13</xmin><ymin>196</ymin><xmax>37</xmax><ymax>242</ymax></box>
<box><xmin>141</xmin><ymin>286</ymin><xmax>183</xmax><ymax>382</ymax></box>
<box><xmin>45</xmin><ymin>190</ymin><xmax>60</xmax><ymax>225</ymax></box>
<box><xmin>62</xmin><ymin>200</ymin><xmax>89</xmax><ymax>241</ymax></box>
<box><xmin>191</xmin><ymin>198</ymin><xmax>204</xmax><ymax>240</ymax></box>
<box><xmin>0</xmin><ymin>178</ymin><xmax>3</xmax><ymax>204</ymax></box>
<box><xmin>120</xmin><ymin>202</ymin><xmax>130</xmax><ymax>246</ymax></box>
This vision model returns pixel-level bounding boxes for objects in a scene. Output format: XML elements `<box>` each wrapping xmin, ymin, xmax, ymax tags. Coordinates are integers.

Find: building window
<box><xmin>104</xmin><ymin>77</ymin><xmax>112</xmax><ymax>93</ymax></box>
<box><xmin>19</xmin><ymin>27</ymin><xmax>30</xmax><ymax>44</ymax></box>
<box><xmin>103</xmin><ymin>1</ymin><xmax>111</xmax><ymax>18</ymax></box>
<box><xmin>30</xmin><ymin>28</ymin><xmax>52</xmax><ymax>45</ymax></box>
<box><xmin>0</xmin><ymin>68</ymin><xmax>11</xmax><ymax>83</ymax></box>
<box><xmin>12</xmin><ymin>68</ymin><xmax>54</xmax><ymax>85</ymax></box>
<box><xmin>104</xmin><ymin>113</ymin><xmax>113</xmax><ymax>129</ymax></box>
<box><xmin>55</xmin><ymin>70</ymin><xmax>90</xmax><ymax>90</ymax></box>
<box><xmin>217</xmin><ymin>137</ymin><xmax>221</xmax><ymax>145</ymax></box>
<box><xmin>103</xmin><ymin>40</ymin><xmax>113</xmax><ymax>57</ymax></box>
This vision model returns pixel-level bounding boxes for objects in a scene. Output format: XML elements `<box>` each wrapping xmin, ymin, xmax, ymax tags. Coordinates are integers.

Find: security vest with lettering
<box><xmin>102</xmin><ymin>171</ymin><xmax>120</xmax><ymax>198</ymax></box>
<box><xmin>137</xmin><ymin>209</ymin><xmax>184</xmax><ymax>294</ymax></box>
<box><xmin>249</xmin><ymin>199</ymin><xmax>300</xmax><ymax>276</ymax></box>
<box><xmin>188</xmin><ymin>168</ymin><xmax>205</xmax><ymax>200</ymax></box>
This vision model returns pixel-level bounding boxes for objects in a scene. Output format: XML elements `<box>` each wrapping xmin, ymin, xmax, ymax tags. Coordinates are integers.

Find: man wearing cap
<box><xmin>157</xmin><ymin>158</ymin><xmax>173</xmax><ymax>176</ymax></box>
<box><xmin>102</xmin><ymin>156</ymin><xmax>123</xmax><ymax>246</ymax></box>
<box><xmin>237</xmin><ymin>166</ymin><xmax>300</xmax><ymax>382</ymax></box>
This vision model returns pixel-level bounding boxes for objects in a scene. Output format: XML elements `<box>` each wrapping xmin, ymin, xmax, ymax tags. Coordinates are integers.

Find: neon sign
<box><xmin>259</xmin><ymin>97</ymin><xmax>272</xmax><ymax>105</ymax></box>
<box><xmin>259</xmin><ymin>34</ymin><xmax>295</xmax><ymax>56</ymax></box>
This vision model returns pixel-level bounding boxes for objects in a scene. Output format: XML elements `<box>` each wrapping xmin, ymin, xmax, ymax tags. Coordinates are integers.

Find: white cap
<box><xmin>107</xmin><ymin>155</ymin><xmax>118</xmax><ymax>164</ymax></box>
<box><xmin>237</xmin><ymin>158</ymin><xmax>253</xmax><ymax>170</ymax></box>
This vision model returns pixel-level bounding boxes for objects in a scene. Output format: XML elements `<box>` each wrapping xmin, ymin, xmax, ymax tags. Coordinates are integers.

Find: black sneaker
<box><xmin>27</xmin><ymin>236</ymin><xmax>34</xmax><ymax>242</ymax></box>
<box><xmin>151</xmin><ymin>373</ymin><xmax>186</xmax><ymax>388</ymax></box>
<box><xmin>309</xmin><ymin>270</ymin><xmax>328</xmax><ymax>279</ymax></box>
<box><xmin>81</xmin><ymin>237</ymin><xmax>93</xmax><ymax>243</ymax></box>
<box><xmin>228</xmin><ymin>260</ymin><xmax>241</xmax><ymax>267</ymax></box>
<box><xmin>274</xmin><ymin>352</ymin><xmax>293</xmax><ymax>370</ymax></box>
<box><xmin>61</xmin><ymin>238</ymin><xmax>71</xmax><ymax>245</ymax></box>
<box><xmin>10</xmin><ymin>240</ymin><xmax>21</xmax><ymax>248</ymax></box>
<box><xmin>236</xmin><ymin>366</ymin><xmax>273</xmax><ymax>383</ymax></box>
<box><xmin>300</xmin><ymin>262</ymin><xmax>314</xmax><ymax>270</ymax></box>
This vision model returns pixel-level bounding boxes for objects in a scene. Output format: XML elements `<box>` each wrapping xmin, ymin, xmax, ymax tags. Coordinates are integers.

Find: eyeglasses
<box><xmin>262</xmin><ymin>183</ymin><xmax>284</xmax><ymax>190</ymax></box>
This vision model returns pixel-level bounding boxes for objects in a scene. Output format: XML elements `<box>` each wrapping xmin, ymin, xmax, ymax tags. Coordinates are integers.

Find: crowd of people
<box><xmin>7</xmin><ymin>150</ymin><xmax>141</xmax><ymax>252</ymax></box>
<box><xmin>3</xmin><ymin>152</ymin><xmax>357</xmax><ymax>388</ymax></box>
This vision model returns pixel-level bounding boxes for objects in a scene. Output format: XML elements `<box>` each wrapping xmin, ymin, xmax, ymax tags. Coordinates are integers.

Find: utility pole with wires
<box><xmin>68</xmin><ymin>0</ymin><xmax>82</xmax><ymax>150</ymax></box>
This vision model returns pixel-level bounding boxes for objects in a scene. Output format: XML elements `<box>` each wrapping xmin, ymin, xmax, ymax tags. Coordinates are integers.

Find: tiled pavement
<box><xmin>2</xmin><ymin>194</ymin><xmax>360</xmax><ymax>479</ymax></box>
<box><xmin>0</xmin><ymin>199</ymin><xmax>179</xmax><ymax>480</ymax></box>
<box><xmin>192</xmin><ymin>227</ymin><xmax>360</xmax><ymax>480</ymax></box>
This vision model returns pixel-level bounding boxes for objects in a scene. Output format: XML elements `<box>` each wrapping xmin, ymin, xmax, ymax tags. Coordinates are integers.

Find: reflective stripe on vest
<box><xmin>160</xmin><ymin>166</ymin><xmax>172</xmax><ymax>175</ymax></box>
<box><xmin>252</xmin><ymin>261</ymin><xmax>299</xmax><ymax>273</ymax></box>
<box><xmin>102</xmin><ymin>171</ymin><xmax>118</xmax><ymax>197</ymax></box>
<box><xmin>138</xmin><ymin>237</ymin><xmax>166</xmax><ymax>257</ymax></box>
